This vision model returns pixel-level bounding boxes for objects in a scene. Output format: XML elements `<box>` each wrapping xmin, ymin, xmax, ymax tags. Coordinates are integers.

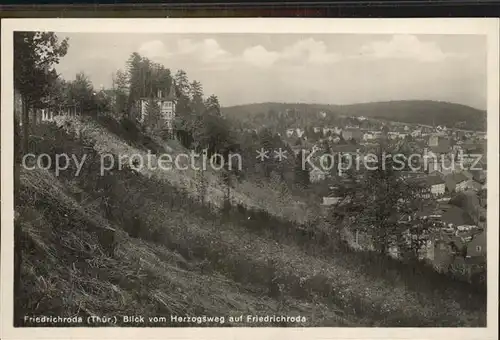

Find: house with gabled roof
<box><xmin>296</xmin><ymin>128</ymin><xmax>305</xmax><ymax>138</ymax></box>
<box><xmin>409</xmin><ymin>175</ymin><xmax>446</xmax><ymax>197</ymax></box>
<box><xmin>137</xmin><ymin>79</ymin><xmax>177</xmax><ymax>130</ymax></box>
<box><xmin>342</xmin><ymin>128</ymin><xmax>363</xmax><ymax>142</ymax></box>
<box><xmin>444</xmin><ymin>172</ymin><xmax>469</xmax><ymax>193</ymax></box>
<box><xmin>440</xmin><ymin>205</ymin><xmax>474</xmax><ymax>228</ymax></box>
<box><xmin>426</xmin><ymin>175</ymin><xmax>446</xmax><ymax>196</ymax></box>
<box><xmin>460</xmin><ymin>179</ymin><xmax>483</xmax><ymax>192</ymax></box>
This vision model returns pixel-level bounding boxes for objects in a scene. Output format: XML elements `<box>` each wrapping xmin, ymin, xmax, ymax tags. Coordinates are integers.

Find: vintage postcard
<box><xmin>1</xmin><ymin>18</ymin><xmax>499</xmax><ymax>340</ymax></box>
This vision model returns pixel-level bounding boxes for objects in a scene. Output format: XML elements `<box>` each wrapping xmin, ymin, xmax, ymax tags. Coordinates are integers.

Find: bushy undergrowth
<box><xmin>95</xmin><ymin>115</ymin><xmax>166</xmax><ymax>155</ymax></box>
<box><xmin>14</xmin><ymin>120</ymin><xmax>486</xmax><ymax>327</ymax></box>
<box><xmin>16</xmin><ymin>168</ymin><xmax>343</xmax><ymax>327</ymax></box>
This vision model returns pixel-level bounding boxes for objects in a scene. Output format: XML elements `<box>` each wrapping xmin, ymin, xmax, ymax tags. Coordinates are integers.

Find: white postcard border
<box><xmin>1</xmin><ymin>17</ymin><xmax>499</xmax><ymax>340</ymax></box>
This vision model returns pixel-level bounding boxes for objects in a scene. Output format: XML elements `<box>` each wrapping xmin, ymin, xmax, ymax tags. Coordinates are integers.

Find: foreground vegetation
<box><xmin>14</xmin><ymin>118</ymin><xmax>486</xmax><ymax>327</ymax></box>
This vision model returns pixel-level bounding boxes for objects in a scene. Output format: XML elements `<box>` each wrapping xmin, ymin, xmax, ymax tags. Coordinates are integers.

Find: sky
<box><xmin>54</xmin><ymin>33</ymin><xmax>487</xmax><ymax>110</ymax></box>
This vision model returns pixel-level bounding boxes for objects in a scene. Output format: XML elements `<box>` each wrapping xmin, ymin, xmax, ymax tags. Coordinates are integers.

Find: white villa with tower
<box><xmin>138</xmin><ymin>80</ymin><xmax>177</xmax><ymax>130</ymax></box>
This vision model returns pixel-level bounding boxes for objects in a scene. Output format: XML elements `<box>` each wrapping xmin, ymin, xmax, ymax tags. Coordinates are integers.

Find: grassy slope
<box><xmin>18</xmin><ymin>168</ymin><xmax>343</xmax><ymax>327</ymax></box>
<box><xmin>60</xmin><ymin>116</ymin><xmax>317</xmax><ymax>225</ymax></box>
<box><xmin>15</xmin><ymin>116</ymin><xmax>486</xmax><ymax>327</ymax></box>
<box><xmin>222</xmin><ymin>100</ymin><xmax>486</xmax><ymax>131</ymax></box>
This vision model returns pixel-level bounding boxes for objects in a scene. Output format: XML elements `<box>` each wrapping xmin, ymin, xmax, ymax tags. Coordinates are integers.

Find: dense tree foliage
<box><xmin>331</xmin><ymin>141</ymin><xmax>436</xmax><ymax>258</ymax></box>
<box><xmin>205</xmin><ymin>95</ymin><xmax>221</xmax><ymax>116</ymax></box>
<box><xmin>14</xmin><ymin>31</ymin><xmax>69</xmax><ymax>152</ymax></box>
<box><xmin>67</xmin><ymin>72</ymin><xmax>95</xmax><ymax>113</ymax></box>
<box><xmin>111</xmin><ymin>69</ymin><xmax>129</xmax><ymax>117</ymax></box>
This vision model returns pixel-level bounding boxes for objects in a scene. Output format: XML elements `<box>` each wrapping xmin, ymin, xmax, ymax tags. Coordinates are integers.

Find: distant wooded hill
<box><xmin>222</xmin><ymin>100</ymin><xmax>486</xmax><ymax>131</ymax></box>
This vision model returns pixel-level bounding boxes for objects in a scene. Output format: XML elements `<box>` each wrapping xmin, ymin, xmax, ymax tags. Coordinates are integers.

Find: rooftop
<box><xmin>444</xmin><ymin>172</ymin><xmax>469</xmax><ymax>191</ymax></box>
<box><xmin>329</xmin><ymin>144</ymin><xmax>363</xmax><ymax>153</ymax></box>
<box><xmin>425</xmin><ymin>175</ymin><xmax>446</xmax><ymax>186</ymax></box>
<box><xmin>462</xmin><ymin>143</ymin><xmax>486</xmax><ymax>154</ymax></box>
<box><xmin>429</xmin><ymin>144</ymin><xmax>451</xmax><ymax>154</ymax></box>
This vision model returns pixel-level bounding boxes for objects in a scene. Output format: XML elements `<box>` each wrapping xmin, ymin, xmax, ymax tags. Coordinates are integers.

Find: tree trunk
<box><xmin>22</xmin><ymin>97</ymin><xmax>29</xmax><ymax>154</ymax></box>
<box><xmin>31</xmin><ymin>105</ymin><xmax>37</xmax><ymax>128</ymax></box>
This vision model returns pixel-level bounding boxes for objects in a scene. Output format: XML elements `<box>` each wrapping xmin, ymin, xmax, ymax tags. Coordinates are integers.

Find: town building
<box><xmin>387</xmin><ymin>132</ymin><xmax>399</xmax><ymax>140</ymax></box>
<box><xmin>429</xmin><ymin>134</ymin><xmax>439</xmax><ymax>147</ymax></box>
<box><xmin>411</xmin><ymin>175</ymin><xmax>446</xmax><ymax>197</ymax></box>
<box><xmin>428</xmin><ymin>175</ymin><xmax>446</xmax><ymax>196</ymax></box>
<box><xmin>295</xmin><ymin>128</ymin><xmax>305</xmax><ymax>138</ymax></box>
<box><xmin>458</xmin><ymin>179</ymin><xmax>483</xmax><ymax>192</ymax></box>
<box><xmin>429</xmin><ymin>138</ymin><xmax>451</xmax><ymax>155</ymax></box>
<box><xmin>444</xmin><ymin>172</ymin><xmax>469</xmax><ymax>193</ymax></box>
<box><xmin>440</xmin><ymin>205</ymin><xmax>474</xmax><ymax>229</ymax></box>
<box><xmin>14</xmin><ymin>88</ymin><xmax>82</xmax><ymax>126</ymax></box>
<box><xmin>322</xmin><ymin>196</ymin><xmax>341</xmax><ymax>206</ymax></box>
<box><xmin>330</xmin><ymin>136</ymin><xmax>341</xmax><ymax>143</ymax></box>
<box><xmin>411</xmin><ymin>128</ymin><xmax>422</xmax><ymax>137</ymax></box>
<box><xmin>137</xmin><ymin>81</ymin><xmax>177</xmax><ymax>130</ymax></box>
<box><xmin>309</xmin><ymin>168</ymin><xmax>327</xmax><ymax>183</ymax></box>
<box><xmin>342</xmin><ymin>128</ymin><xmax>362</xmax><ymax>142</ymax></box>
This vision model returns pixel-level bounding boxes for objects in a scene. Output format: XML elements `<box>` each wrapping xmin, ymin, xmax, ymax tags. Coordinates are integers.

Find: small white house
<box><xmin>411</xmin><ymin>129</ymin><xmax>422</xmax><ymax>137</ymax></box>
<box><xmin>333</xmin><ymin>127</ymin><xmax>343</xmax><ymax>135</ymax></box>
<box><xmin>41</xmin><ymin>108</ymin><xmax>55</xmax><ymax>122</ymax></box>
<box><xmin>309</xmin><ymin>168</ymin><xmax>327</xmax><ymax>183</ymax></box>
<box><xmin>322</xmin><ymin>197</ymin><xmax>341</xmax><ymax>206</ymax></box>
<box><xmin>363</xmin><ymin>132</ymin><xmax>375</xmax><ymax>141</ymax></box>
<box><xmin>427</xmin><ymin>176</ymin><xmax>446</xmax><ymax>196</ymax></box>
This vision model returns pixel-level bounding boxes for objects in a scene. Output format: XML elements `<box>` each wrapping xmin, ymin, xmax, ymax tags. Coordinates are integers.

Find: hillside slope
<box><xmin>17</xmin><ymin>167</ymin><xmax>346</xmax><ymax>327</ymax></box>
<box><xmin>53</xmin><ymin>116</ymin><xmax>317</xmax><ymax>225</ymax></box>
<box><xmin>15</xmin><ymin>116</ymin><xmax>486</xmax><ymax>327</ymax></box>
<box><xmin>339</xmin><ymin>100</ymin><xmax>486</xmax><ymax>130</ymax></box>
<box><xmin>222</xmin><ymin>100</ymin><xmax>486</xmax><ymax>131</ymax></box>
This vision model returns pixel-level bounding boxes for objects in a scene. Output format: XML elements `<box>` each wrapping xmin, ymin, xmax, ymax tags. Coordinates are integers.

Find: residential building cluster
<box><xmin>283</xmin><ymin>113</ymin><xmax>487</xmax><ymax>281</ymax></box>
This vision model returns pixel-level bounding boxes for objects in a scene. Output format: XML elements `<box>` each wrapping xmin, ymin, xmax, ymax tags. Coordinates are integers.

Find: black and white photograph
<box><xmin>1</xmin><ymin>18</ymin><xmax>498</xmax><ymax>339</ymax></box>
